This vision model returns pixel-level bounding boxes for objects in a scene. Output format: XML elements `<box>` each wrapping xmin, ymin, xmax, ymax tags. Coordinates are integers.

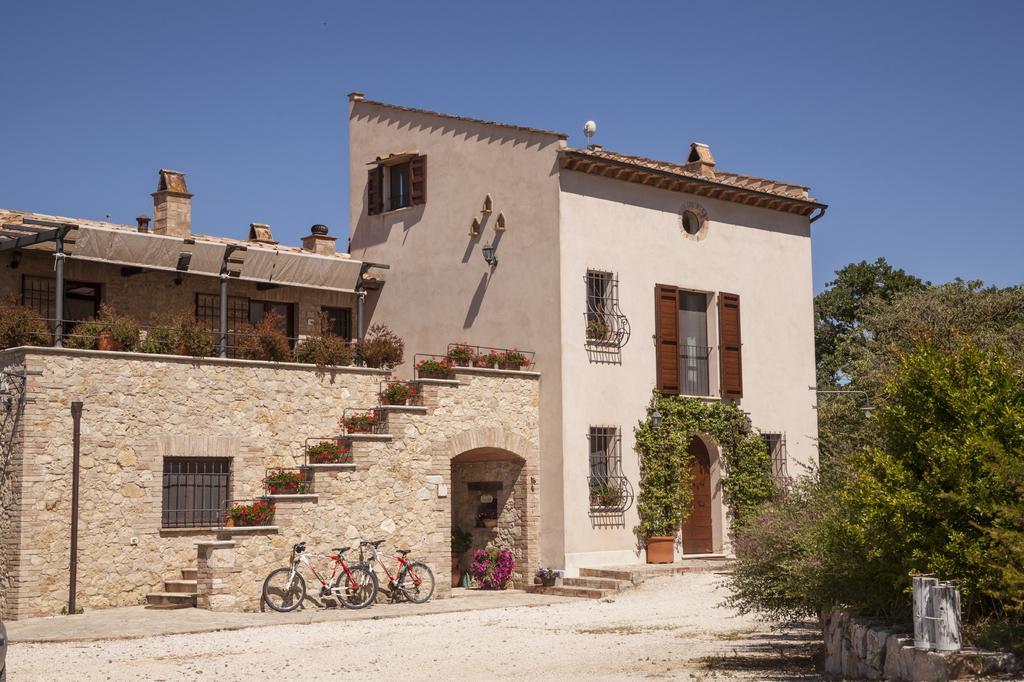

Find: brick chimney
<box><xmin>685</xmin><ymin>142</ymin><xmax>716</xmax><ymax>178</ymax></box>
<box><xmin>151</xmin><ymin>169</ymin><xmax>192</xmax><ymax>237</ymax></box>
<box><xmin>301</xmin><ymin>224</ymin><xmax>337</xmax><ymax>256</ymax></box>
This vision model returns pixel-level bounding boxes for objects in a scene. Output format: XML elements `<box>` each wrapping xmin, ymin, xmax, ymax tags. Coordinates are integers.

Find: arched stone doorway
<box><xmin>450</xmin><ymin>447</ymin><xmax>532</xmax><ymax>589</ymax></box>
<box><xmin>681</xmin><ymin>436</ymin><xmax>714</xmax><ymax>554</ymax></box>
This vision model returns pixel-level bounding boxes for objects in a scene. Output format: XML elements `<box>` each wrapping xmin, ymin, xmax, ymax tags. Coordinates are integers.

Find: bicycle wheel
<box><xmin>399</xmin><ymin>562</ymin><xmax>435</xmax><ymax>604</ymax></box>
<box><xmin>337</xmin><ymin>565</ymin><xmax>378</xmax><ymax>609</ymax></box>
<box><xmin>262</xmin><ymin>567</ymin><xmax>306</xmax><ymax>612</ymax></box>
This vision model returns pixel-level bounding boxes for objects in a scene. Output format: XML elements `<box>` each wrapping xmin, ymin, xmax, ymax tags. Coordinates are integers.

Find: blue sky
<box><xmin>2</xmin><ymin>1</ymin><xmax>1021</xmax><ymax>291</ymax></box>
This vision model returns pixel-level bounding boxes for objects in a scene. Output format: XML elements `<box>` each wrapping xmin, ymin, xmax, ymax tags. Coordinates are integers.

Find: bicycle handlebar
<box><xmin>293</xmin><ymin>542</ymin><xmax>306</xmax><ymax>553</ymax></box>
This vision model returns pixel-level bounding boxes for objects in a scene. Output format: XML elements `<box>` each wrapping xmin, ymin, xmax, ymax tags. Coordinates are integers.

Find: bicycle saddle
<box><xmin>332</xmin><ymin>546</ymin><xmax>351</xmax><ymax>553</ymax></box>
<box><xmin>367</xmin><ymin>539</ymin><xmax>386</xmax><ymax>547</ymax></box>
<box><xmin>396</xmin><ymin>549</ymin><xmax>412</xmax><ymax>555</ymax></box>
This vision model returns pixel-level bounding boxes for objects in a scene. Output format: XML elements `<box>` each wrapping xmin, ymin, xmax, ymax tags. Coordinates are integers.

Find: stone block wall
<box><xmin>0</xmin><ymin>348</ymin><xmax>540</xmax><ymax>619</ymax></box>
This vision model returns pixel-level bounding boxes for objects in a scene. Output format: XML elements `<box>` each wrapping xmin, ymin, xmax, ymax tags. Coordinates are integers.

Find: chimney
<box><xmin>248</xmin><ymin>223</ymin><xmax>278</xmax><ymax>245</ymax></box>
<box><xmin>685</xmin><ymin>142</ymin><xmax>716</xmax><ymax>178</ymax></box>
<box><xmin>301</xmin><ymin>224</ymin><xmax>337</xmax><ymax>256</ymax></box>
<box><xmin>136</xmin><ymin>215</ymin><xmax>151</xmax><ymax>232</ymax></box>
<box><xmin>151</xmin><ymin>169</ymin><xmax>192</xmax><ymax>237</ymax></box>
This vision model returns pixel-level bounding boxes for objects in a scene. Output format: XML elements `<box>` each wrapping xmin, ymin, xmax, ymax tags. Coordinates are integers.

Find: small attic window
<box><xmin>470</xmin><ymin>217</ymin><xmax>481</xmax><ymax>237</ymax></box>
<box><xmin>682</xmin><ymin>211</ymin><xmax>702</xmax><ymax>235</ymax></box>
<box><xmin>482</xmin><ymin>194</ymin><xmax>493</xmax><ymax>214</ymax></box>
<box><xmin>495</xmin><ymin>212</ymin><xmax>506</xmax><ymax>232</ymax></box>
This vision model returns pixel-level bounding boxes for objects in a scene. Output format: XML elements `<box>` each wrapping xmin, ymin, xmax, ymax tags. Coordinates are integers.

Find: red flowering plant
<box><xmin>415</xmin><ymin>357</ymin><xmax>454</xmax><ymax>379</ymax></box>
<box><xmin>304</xmin><ymin>440</ymin><xmax>350</xmax><ymax>464</ymax></box>
<box><xmin>471</xmin><ymin>546</ymin><xmax>516</xmax><ymax>590</ymax></box>
<box><xmin>380</xmin><ymin>379</ymin><xmax>418</xmax><ymax>405</ymax></box>
<box><xmin>263</xmin><ymin>469</ymin><xmax>307</xmax><ymax>495</ymax></box>
<box><xmin>474</xmin><ymin>350</ymin><xmax>501</xmax><ymax>368</ymax></box>
<box><xmin>341</xmin><ymin>409</ymin><xmax>382</xmax><ymax>434</ymax></box>
<box><xmin>447</xmin><ymin>343</ymin><xmax>476</xmax><ymax>367</ymax></box>
<box><xmin>226</xmin><ymin>499</ymin><xmax>275</xmax><ymax>527</ymax></box>
<box><xmin>499</xmin><ymin>350</ymin><xmax>528</xmax><ymax>371</ymax></box>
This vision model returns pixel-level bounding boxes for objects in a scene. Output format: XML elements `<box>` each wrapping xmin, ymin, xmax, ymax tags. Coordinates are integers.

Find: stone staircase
<box><xmin>527</xmin><ymin>555</ymin><xmax>734</xmax><ymax>600</ymax></box>
<box><xmin>145</xmin><ymin>567</ymin><xmax>198</xmax><ymax>608</ymax></box>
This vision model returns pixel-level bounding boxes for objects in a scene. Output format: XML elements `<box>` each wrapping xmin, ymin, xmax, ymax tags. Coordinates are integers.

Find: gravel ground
<box><xmin>8</xmin><ymin>573</ymin><xmax>821</xmax><ymax>680</ymax></box>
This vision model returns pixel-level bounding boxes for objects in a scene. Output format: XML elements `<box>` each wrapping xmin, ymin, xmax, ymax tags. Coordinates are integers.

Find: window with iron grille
<box><xmin>588</xmin><ymin>426</ymin><xmax>633</xmax><ymax>512</ymax></box>
<box><xmin>161</xmin><ymin>458</ymin><xmax>231</xmax><ymax>528</ymax></box>
<box><xmin>22</xmin><ymin>275</ymin><xmax>101</xmax><ymax>328</ymax></box>
<box><xmin>195</xmin><ymin>293</ymin><xmax>250</xmax><ymax>355</ymax></box>
<box><xmin>585</xmin><ymin>271</ymin><xmax>630</xmax><ymax>348</ymax></box>
<box><xmin>321</xmin><ymin>306</ymin><xmax>353</xmax><ymax>340</ymax></box>
<box><xmin>762</xmin><ymin>433</ymin><xmax>789</xmax><ymax>481</ymax></box>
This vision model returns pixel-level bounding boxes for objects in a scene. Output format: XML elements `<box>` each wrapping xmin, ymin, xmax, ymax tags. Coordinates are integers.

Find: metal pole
<box><xmin>54</xmin><ymin>232</ymin><xmax>65</xmax><ymax>347</ymax></box>
<box><xmin>219</xmin><ymin>275</ymin><xmax>229</xmax><ymax>358</ymax></box>
<box><xmin>69</xmin><ymin>400</ymin><xmax>83</xmax><ymax>615</ymax></box>
<box><xmin>356</xmin><ymin>289</ymin><xmax>366</xmax><ymax>341</ymax></box>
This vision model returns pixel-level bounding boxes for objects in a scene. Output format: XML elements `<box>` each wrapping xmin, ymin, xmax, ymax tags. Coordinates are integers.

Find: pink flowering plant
<box><xmin>471</xmin><ymin>546</ymin><xmax>515</xmax><ymax>590</ymax></box>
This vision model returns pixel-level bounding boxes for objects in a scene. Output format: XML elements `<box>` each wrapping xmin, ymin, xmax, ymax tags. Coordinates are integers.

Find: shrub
<box><xmin>102</xmin><ymin>306</ymin><xmax>141</xmax><ymax>351</ymax></box>
<box><xmin>472</xmin><ymin>546</ymin><xmax>515</xmax><ymax>589</ymax></box>
<box><xmin>64</xmin><ymin>320</ymin><xmax>106</xmax><ymax>349</ymax></box>
<box><xmin>357</xmin><ymin>323</ymin><xmax>404</xmax><ymax>369</ymax></box>
<box><xmin>226</xmin><ymin>500</ymin><xmax>275</xmax><ymax>526</ymax></box>
<box><xmin>235</xmin><ymin>312</ymin><xmax>292</xmax><ymax>362</ymax></box>
<box><xmin>296</xmin><ymin>333</ymin><xmax>353</xmax><ymax>367</ymax></box>
<box><xmin>380</xmin><ymin>380</ymin><xmax>417</xmax><ymax>405</ymax></box>
<box><xmin>0</xmin><ymin>298</ymin><xmax>49</xmax><ymax>349</ymax></box>
<box><xmin>452</xmin><ymin>527</ymin><xmax>473</xmax><ymax>555</ymax></box>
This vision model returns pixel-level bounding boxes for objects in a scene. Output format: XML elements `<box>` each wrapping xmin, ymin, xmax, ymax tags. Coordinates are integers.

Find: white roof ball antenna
<box><xmin>583</xmin><ymin>120</ymin><xmax>598</xmax><ymax>146</ymax></box>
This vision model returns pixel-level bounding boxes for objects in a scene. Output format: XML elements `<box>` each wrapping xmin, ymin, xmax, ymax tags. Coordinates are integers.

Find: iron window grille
<box><xmin>161</xmin><ymin>457</ymin><xmax>231</xmax><ymax>528</ymax></box>
<box><xmin>762</xmin><ymin>433</ymin><xmax>789</xmax><ymax>482</ymax></box>
<box><xmin>587</xmin><ymin>426</ymin><xmax>634</xmax><ymax>513</ymax></box>
<box><xmin>584</xmin><ymin>271</ymin><xmax>630</xmax><ymax>349</ymax></box>
<box><xmin>196</xmin><ymin>293</ymin><xmax>249</xmax><ymax>355</ymax></box>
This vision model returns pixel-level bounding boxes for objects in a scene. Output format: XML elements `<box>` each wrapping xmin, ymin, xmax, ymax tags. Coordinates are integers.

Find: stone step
<box><xmin>163</xmin><ymin>579</ymin><xmax>198</xmax><ymax>593</ymax></box>
<box><xmin>146</xmin><ymin>592</ymin><xmax>197</xmax><ymax>607</ymax></box>
<box><xmin>563</xmin><ymin>576</ymin><xmax>631</xmax><ymax>591</ymax></box>
<box><xmin>180</xmin><ymin>568</ymin><xmax>198</xmax><ymax>580</ymax></box>
<box><xmin>527</xmin><ymin>585</ymin><xmax>613</xmax><ymax>599</ymax></box>
<box><xmin>580</xmin><ymin>559</ymin><xmax>734</xmax><ymax>584</ymax></box>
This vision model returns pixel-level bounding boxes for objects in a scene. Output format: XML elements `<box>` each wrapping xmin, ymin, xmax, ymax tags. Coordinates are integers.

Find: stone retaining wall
<box><xmin>0</xmin><ymin>348</ymin><xmax>540</xmax><ymax>619</ymax></box>
<box><xmin>823</xmin><ymin>609</ymin><xmax>1019</xmax><ymax>680</ymax></box>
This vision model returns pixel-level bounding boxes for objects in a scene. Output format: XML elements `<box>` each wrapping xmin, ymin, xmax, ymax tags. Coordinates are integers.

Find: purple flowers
<box><xmin>471</xmin><ymin>546</ymin><xmax>515</xmax><ymax>589</ymax></box>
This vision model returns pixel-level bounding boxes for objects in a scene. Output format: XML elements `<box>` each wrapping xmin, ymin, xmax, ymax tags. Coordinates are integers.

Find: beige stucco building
<box><xmin>348</xmin><ymin>94</ymin><xmax>826</xmax><ymax>574</ymax></box>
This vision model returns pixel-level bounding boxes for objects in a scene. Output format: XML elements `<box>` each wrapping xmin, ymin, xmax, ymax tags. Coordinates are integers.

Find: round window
<box><xmin>682</xmin><ymin>210</ymin><xmax>703</xmax><ymax>235</ymax></box>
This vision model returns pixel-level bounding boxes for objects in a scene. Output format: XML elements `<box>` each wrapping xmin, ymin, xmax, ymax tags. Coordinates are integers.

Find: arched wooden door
<box><xmin>681</xmin><ymin>437</ymin><xmax>713</xmax><ymax>554</ymax></box>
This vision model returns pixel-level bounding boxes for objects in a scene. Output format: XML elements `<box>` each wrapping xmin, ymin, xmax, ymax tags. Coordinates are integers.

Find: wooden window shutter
<box><xmin>367</xmin><ymin>166</ymin><xmax>383</xmax><ymax>215</ymax></box>
<box><xmin>410</xmin><ymin>155</ymin><xmax>427</xmax><ymax>205</ymax></box>
<box><xmin>655</xmin><ymin>284</ymin><xmax>681</xmax><ymax>394</ymax></box>
<box><xmin>718</xmin><ymin>292</ymin><xmax>743</xmax><ymax>399</ymax></box>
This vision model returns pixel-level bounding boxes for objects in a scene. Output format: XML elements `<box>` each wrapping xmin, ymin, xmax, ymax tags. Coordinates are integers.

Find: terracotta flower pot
<box><xmin>451</xmin><ymin>554</ymin><xmax>462</xmax><ymax>586</ymax></box>
<box><xmin>97</xmin><ymin>331</ymin><xmax>114</xmax><ymax>351</ymax></box>
<box><xmin>646</xmin><ymin>536</ymin><xmax>675</xmax><ymax>564</ymax></box>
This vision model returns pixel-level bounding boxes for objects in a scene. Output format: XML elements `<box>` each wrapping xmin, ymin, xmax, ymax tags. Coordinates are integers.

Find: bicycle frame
<box><xmin>289</xmin><ymin>549</ymin><xmax>360</xmax><ymax>593</ymax></box>
<box><xmin>363</xmin><ymin>544</ymin><xmax>422</xmax><ymax>588</ymax></box>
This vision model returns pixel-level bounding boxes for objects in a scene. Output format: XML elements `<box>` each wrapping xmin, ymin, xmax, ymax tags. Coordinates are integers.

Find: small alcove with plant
<box><xmin>634</xmin><ymin>392</ymin><xmax>777</xmax><ymax>563</ymax></box>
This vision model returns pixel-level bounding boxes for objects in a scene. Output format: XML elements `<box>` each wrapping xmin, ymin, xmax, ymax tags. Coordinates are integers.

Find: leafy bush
<box><xmin>380</xmin><ymin>380</ymin><xmax>417</xmax><ymax>405</ymax></box>
<box><xmin>472</xmin><ymin>546</ymin><xmax>515</xmax><ymax>589</ymax></box>
<box><xmin>0</xmin><ymin>298</ymin><xmax>50</xmax><ymax>349</ymax></box>
<box><xmin>357</xmin><ymin>323</ymin><xmax>404</xmax><ymax>369</ymax></box>
<box><xmin>235</xmin><ymin>312</ymin><xmax>292</xmax><ymax>362</ymax></box>
<box><xmin>451</xmin><ymin>527</ymin><xmax>473</xmax><ymax>554</ymax></box>
<box><xmin>64</xmin><ymin>319</ymin><xmax>106</xmax><ymax>349</ymax></box>
<box><xmin>138</xmin><ymin>314</ymin><xmax>214</xmax><ymax>357</ymax></box>
<box><xmin>296</xmin><ymin>333</ymin><xmax>353</xmax><ymax>367</ymax></box>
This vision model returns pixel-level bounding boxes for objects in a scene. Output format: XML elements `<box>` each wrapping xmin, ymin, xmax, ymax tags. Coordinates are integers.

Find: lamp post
<box><xmin>481</xmin><ymin>243</ymin><xmax>498</xmax><ymax>268</ymax></box>
<box><xmin>647</xmin><ymin>405</ymin><xmax>663</xmax><ymax>430</ymax></box>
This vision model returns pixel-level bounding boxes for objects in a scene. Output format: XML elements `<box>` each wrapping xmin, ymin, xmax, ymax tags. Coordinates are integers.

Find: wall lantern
<box><xmin>482</xmin><ymin>243</ymin><xmax>498</xmax><ymax>268</ymax></box>
<box><xmin>647</xmin><ymin>406</ymin><xmax>663</xmax><ymax>429</ymax></box>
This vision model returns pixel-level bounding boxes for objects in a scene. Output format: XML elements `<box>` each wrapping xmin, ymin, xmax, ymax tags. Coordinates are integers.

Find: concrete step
<box><xmin>580</xmin><ymin>558</ymin><xmax>734</xmax><ymax>585</ymax></box>
<box><xmin>563</xmin><ymin>576</ymin><xmax>631</xmax><ymax>591</ymax></box>
<box><xmin>180</xmin><ymin>568</ymin><xmax>198</xmax><ymax>580</ymax></box>
<box><xmin>527</xmin><ymin>585</ymin><xmax>613</xmax><ymax>599</ymax></box>
<box><xmin>146</xmin><ymin>592</ymin><xmax>197</xmax><ymax>607</ymax></box>
<box><xmin>163</xmin><ymin>579</ymin><xmax>198</xmax><ymax>593</ymax></box>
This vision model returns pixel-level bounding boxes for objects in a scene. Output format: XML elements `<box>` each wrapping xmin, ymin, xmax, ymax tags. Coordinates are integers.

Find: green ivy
<box><xmin>634</xmin><ymin>393</ymin><xmax>777</xmax><ymax>540</ymax></box>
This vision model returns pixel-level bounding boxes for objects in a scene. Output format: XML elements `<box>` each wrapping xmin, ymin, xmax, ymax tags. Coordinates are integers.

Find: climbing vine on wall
<box><xmin>633</xmin><ymin>392</ymin><xmax>777</xmax><ymax>540</ymax></box>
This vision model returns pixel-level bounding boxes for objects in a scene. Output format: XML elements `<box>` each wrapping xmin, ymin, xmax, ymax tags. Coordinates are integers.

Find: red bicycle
<box><xmin>359</xmin><ymin>539</ymin><xmax>435</xmax><ymax>603</ymax></box>
<box><xmin>262</xmin><ymin>541</ymin><xmax>378</xmax><ymax>612</ymax></box>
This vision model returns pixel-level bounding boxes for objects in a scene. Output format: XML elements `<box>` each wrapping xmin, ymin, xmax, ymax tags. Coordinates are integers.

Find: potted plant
<box><xmin>305</xmin><ymin>440</ymin><xmax>350</xmax><ymax>464</ymax></box>
<box><xmin>341</xmin><ymin>409</ymin><xmax>382</xmax><ymax>434</ymax></box>
<box><xmin>590</xmin><ymin>483</ymin><xmax>623</xmax><ymax>508</ymax></box>
<box><xmin>356</xmin><ymin>323</ymin><xmax>405</xmax><ymax>369</ymax></box>
<box><xmin>225</xmin><ymin>500</ymin><xmax>275</xmax><ymax>527</ymax></box>
<box><xmin>264</xmin><ymin>469</ymin><xmax>306</xmax><ymax>495</ymax></box>
<box><xmin>471</xmin><ymin>546</ymin><xmax>515</xmax><ymax>590</ymax></box>
<box><xmin>447</xmin><ymin>343</ymin><xmax>476</xmax><ymax>367</ymax></box>
<box><xmin>474</xmin><ymin>350</ymin><xmax>501</xmax><ymax>368</ymax></box>
<box><xmin>380</xmin><ymin>380</ymin><xmax>417</xmax><ymax>405</ymax></box>
<box><xmin>535</xmin><ymin>567</ymin><xmax>562</xmax><ymax>587</ymax></box>
<box><xmin>452</xmin><ymin>527</ymin><xmax>473</xmax><ymax>586</ymax></box>
<box><xmin>586</xmin><ymin>318</ymin><xmax>610</xmax><ymax>341</ymax></box>
<box><xmin>499</xmin><ymin>349</ymin><xmax>528</xmax><ymax>371</ymax></box>
<box><xmin>415</xmin><ymin>357</ymin><xmax>454</xmax><ymax>379</ymax></box>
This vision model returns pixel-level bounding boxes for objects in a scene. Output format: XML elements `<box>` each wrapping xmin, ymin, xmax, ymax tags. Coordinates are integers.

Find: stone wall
<box><xmin>823</xmin><ymin>609</ymin><xmax>1020</xmax><ymax>680</ymax></box>
<box><xmin>0</xmin><ymin>348</ymin><xmax>540</xmax><ymax>619</ymax></box>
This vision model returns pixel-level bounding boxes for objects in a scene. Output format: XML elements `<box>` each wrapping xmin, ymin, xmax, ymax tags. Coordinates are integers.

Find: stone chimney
<box><xmin>248</xmin><ymin>223</ymin><xmax>278</xmax><ymax>245</ymax></box>
<box><xmin>151</xmin><ymin>169</ymin><xmax>192</xmax><ymax>237</ymax></box>
<box><xmin>301</xmin><ymin>224</ymin><xmax>337</xmax><ymax>256</ymax></box>
<box><xmin>136</xmin><ymin>215</ymin><xmax>150</xmax><ymax>232</ymax></box>
<box><xmin>685</xmin><ymin>142</ymin><xmax>716</xmax><ymax>178</ymax></box>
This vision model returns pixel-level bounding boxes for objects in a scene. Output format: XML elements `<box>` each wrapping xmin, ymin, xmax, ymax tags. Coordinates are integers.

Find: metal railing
<box><xmin>263</xmin><ymin>467</ymin><xmax>314</xmax><ymax>496</ymax></box>
<box><xmin>378</xmin><ymin>379</ymin><xmax>423</xmax><ymax>406</ymax></box>
<box><xmin>584</xmin><ymin>271</ymin><xmax>630</xmax><ymax>349</ymax></box>
<box><xmin>443</xmin><ymin>343</ymin><xmax>536</xmax><ymax>370</ymax></box>
<box><xmin>301</xmin><ymin>436</ymin><xmax>353</xmax><ymax>465</ymax></box>
<box><xmin>680</xmin><ymin>345</ymin><xmax>712</xmax><ymax>397</ymax></box>
<box><xmin>223</xmin><ymin>498</ymin><xmax>276</xmax><ymax>527</ymax></box>
<box><xmin>413</xmin><ymin>353</ymin><xmax>455</xmax><ymax>380</ymax></box>
<box><xmin>340</xmin><ymin>407</ymin><xmax>387</xmax><ymax>435</ymax></box>
<box><xmin>587</xmin><ymin>475</ymin><xmax>635</xmax><ymax>513</ymax></box>
<box><xmin>161</xmin><ymin>458</ymin><xmax>229</xmax><ymax>528</ymax></box>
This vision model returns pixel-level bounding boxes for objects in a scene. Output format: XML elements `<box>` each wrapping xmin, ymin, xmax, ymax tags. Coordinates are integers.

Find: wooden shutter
<box><xmin>718</xmin><ymin>292</ymin><xmax>743</xmax><ymax>399</ymax></box>
<box><xmin>655</xmin><ymin>284</ymin><xmax>681</xmax><ymax>394</ymax></box>
<box><xmin>367</xmin><ymin>166</ymin><xmax>383</xmax><ymax>215</ymax></box>
<box><xmin>410</xmin><ymin>155</ymin><xmax>427</xmax><ymax>205</ymax></box>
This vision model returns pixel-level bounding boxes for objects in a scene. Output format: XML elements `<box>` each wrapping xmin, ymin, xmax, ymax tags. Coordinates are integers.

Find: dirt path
<box><xmin>8</xmin><ymin>573</ymin><xmax>821</xmax><ymax>680</ymax></box>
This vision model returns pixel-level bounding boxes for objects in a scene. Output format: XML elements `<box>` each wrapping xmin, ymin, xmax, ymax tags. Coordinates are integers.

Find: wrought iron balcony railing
<box><xmin>588</xmin><ymin>475</ymin><xmax>635</xmax><ymax>514</ymax></box>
